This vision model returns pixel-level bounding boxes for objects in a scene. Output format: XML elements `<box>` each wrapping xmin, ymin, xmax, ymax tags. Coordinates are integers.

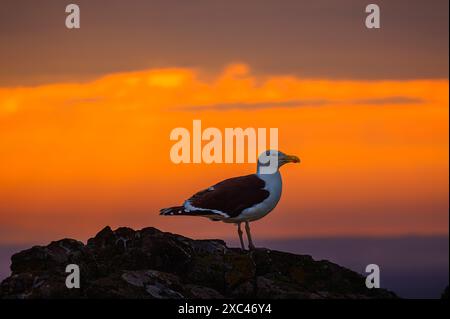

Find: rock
<box><xmin>0</xmin><ymin>226</ymin><xmax>397</xmax><ymax>299</ymax></box>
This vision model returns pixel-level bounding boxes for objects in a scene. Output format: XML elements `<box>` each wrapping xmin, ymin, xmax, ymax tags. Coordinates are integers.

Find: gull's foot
<box><xmin>248</xmin><ymin>243</ymin><xmax>256</xmax><ymax>250</ymax></box>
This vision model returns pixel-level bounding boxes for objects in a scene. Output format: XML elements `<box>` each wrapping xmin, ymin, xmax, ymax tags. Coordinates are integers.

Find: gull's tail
<box><xmin>159</xmin><ymin>206</ymin><xmax>222</xmax><ymax>220</ymax></box>
<box><xmin>159</xmin><ymin>206</ymin><xmax>184</xmax><ymax>216</ymax></box>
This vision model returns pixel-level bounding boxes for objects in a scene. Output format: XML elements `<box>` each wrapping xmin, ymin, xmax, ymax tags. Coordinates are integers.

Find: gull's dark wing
<box><xmin>186</xmin><ymin>174</ymin><xmax>270</xmax><ymax>218</ymax></box>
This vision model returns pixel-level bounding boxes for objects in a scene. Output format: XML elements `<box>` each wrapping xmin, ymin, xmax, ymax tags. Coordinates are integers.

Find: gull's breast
<box><xmin>227</xmin><ymin>172</ymin><xmax>282</xmax><ymax>223</ymax></box>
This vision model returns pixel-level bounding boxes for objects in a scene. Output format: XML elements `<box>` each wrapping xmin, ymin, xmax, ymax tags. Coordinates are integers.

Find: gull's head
<box><xmin>257</xmin><ymin>150</ymin><xmax>300</xmax><ymax>174</ymax></box>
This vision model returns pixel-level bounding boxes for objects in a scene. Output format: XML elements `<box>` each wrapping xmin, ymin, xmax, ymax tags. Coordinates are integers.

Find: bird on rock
<box><xmin>160</xmin><ymin>150</ymin><xmax>300</xmax><ymax>250</ymax></box>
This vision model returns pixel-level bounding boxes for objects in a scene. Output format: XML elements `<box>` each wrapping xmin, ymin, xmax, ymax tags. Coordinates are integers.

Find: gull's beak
<box><xmin>286</xmin><ymin>154</ymin><xmax>300</xmax><ymax>163</ymax></box>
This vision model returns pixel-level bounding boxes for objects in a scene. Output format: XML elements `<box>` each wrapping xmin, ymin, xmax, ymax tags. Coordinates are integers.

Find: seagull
<box><xmin>160</xmin><ymin>150</ymin><xmax>300</xmax><ymax>250</ymax></box>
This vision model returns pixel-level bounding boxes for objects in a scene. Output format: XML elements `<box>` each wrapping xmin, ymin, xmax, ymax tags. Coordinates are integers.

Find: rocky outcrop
<box><xmin>0</xmin><ymin>226</ymin><xmax>397</xmax><ymax>299</ymax></box>
<box><xmin>442</xmin><ymin>286</ymin><xmax>449</xmax><ymax>299</ymax></box>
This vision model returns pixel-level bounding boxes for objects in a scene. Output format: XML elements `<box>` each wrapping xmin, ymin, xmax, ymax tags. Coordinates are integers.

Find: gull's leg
<box><xmin>237</xmin><ymin>223</ymin><xmax>245</xmax><ymax>250</ymax></box>
<box><xmin>245</xmin><ymin>221</ymin><xmax>255</xmax><ymax>250</ymax></box>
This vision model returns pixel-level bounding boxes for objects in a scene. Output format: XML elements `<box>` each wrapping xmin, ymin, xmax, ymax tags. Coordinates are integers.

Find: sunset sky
<box><xmin>0</xmin><ymin>0</ymin><xmax>448</xmax><ymax>245</ymax></box>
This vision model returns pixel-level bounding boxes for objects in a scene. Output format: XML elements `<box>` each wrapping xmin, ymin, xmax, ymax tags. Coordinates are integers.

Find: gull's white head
<box><xmin>257</xmin><ymin>150</ymin><xmax>300</xmax><ymax>174</ymax></box>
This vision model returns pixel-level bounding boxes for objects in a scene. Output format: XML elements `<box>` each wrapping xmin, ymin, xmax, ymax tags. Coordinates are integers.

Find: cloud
<box><xmin>184</xmin><ymin>100</ymin><xmax>331</xmax><ymax>111</ymax></box>
<box><xmin>1</xmin><ymin>1</ymin><xmax>448</xmax><ymax>86</ymax></box>
<box><xmin>63</xmin><ymin>97</ymin><xmax>105</xmax><ymax>106</ymax></box>
<box><xmin>183</xmin><ymin>97</ymin><xmax>425</xmax><ymax>111</ymax></box>
<box><xmin>355</xmin><ymin>97</ymin><xmax>424</xmax><ymax>105</ymax></box>
<box><xmin>0</xmin><ymin>63</ymin><xmax>444</xmax><ymax>117</ymax></box>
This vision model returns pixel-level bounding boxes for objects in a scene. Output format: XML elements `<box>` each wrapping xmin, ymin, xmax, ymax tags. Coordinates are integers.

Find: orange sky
<box><xmin>0</xmin><ymin>63</ymin><xmax>448</xmax><ymax>244</ymax></box>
